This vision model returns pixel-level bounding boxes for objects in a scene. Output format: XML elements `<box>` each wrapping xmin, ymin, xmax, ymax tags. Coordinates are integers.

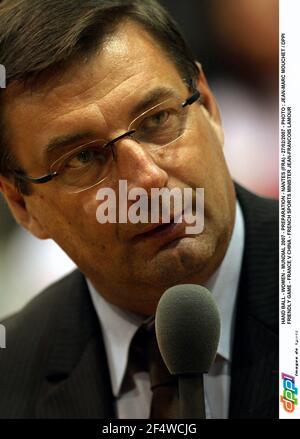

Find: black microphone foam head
<box><xmin>155</xmin><ymin>284</ymin><xmax>221</xmax><ymax>375</ymax></box>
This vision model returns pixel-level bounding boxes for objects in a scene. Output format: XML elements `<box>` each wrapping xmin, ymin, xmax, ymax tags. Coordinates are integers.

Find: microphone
<box><xmin>155</xmin><ymin>284</ymin><xmax>221</xmax><ymax>418</ymax></box>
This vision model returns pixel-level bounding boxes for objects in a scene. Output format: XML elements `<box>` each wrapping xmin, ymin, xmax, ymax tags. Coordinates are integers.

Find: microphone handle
<box><xmin>178</xmin><ymin>374</ymin><xmax>206</xmax><ymax>419</ymax></box>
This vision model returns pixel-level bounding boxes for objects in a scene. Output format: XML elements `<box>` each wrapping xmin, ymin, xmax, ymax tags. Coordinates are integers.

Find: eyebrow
<box><xmin>43</xmin><ymin>87</ymin><xmax>179</xmax><ymax>158</ymax></box>
<box><xmin>44</xmin><ymin>131</ymin><xmax>98</xmax><ymax>158</ymax></box>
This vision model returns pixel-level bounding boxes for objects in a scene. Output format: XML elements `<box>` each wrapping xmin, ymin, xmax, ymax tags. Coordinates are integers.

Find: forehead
<box><xmin>4</xmin><ymin>22</ymin><xmax>187</xmax><ymax>172</ymax></box>
<box><xmin>3</xmin><ymin>20</ymin><xmax>187</xmax><ymax>164</ymax></box>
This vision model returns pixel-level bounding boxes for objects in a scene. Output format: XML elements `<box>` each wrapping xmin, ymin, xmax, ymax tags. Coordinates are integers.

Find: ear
<box><xmin>195</xmin><ymin>62</ymin><xmax>224</xmax><ymax>146</ymax></box>
<box><xmin>0</xmin><ymin>176</ymin><xmax>49</xmax><ymax>239</ymax></box>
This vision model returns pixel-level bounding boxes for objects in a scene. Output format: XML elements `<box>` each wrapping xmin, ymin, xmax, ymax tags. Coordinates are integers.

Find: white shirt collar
<box><xmin>88</xmin><ymin>201</ymin><xmax>244</xmax><ymax>397</ymax></box>
<box><xmin>205</xmin><ymin>201</ymin><xmax>244</xmax><ymax>361</ymax></box>
<box><xmin>88</xmin><ymin>284</ymin><xmax>145</xmax><ymax>397</ymax></box>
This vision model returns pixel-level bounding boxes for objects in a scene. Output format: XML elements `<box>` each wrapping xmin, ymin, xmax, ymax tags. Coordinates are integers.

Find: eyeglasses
<box><xmin>13</xmin><ymin>90</ymin><xmax>200</xmax><ymax>194</ymax></box>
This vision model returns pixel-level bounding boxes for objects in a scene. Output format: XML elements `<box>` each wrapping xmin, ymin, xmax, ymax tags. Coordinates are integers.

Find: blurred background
<box><xmin>0</xmin><ymin>0</ymin><xmax>279</xmax><ymax>319</ymax></box>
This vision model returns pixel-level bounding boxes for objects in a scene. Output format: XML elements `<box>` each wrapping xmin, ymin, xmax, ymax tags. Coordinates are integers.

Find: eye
<box><xmin>140</xmin><ymin>110</ymin><xmax>170</xmax><ymax>131</ymax></box>
<box><xmin>65</xmin><ymin>146</ymin><xmax>109</xmax><ymax>169</ymax></box>
<box><xmin>74</xmin><ymin>149</ymin><xmax>94</xmax><ymax>165</ymax></box>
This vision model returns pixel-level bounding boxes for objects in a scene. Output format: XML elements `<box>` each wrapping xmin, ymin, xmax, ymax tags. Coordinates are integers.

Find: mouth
<box><xmin>133</xmin><ymin>212</ymin><xmax>188</xmax><ymax>245</ymax></box>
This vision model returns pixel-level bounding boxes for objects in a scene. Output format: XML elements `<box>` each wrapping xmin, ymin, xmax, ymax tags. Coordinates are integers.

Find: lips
<box><xmin>133</xmin><ymin>212</ymin><xmax>187</xmax><ymax>245</ymax></box>
<box><xmin>138</xmin><ymin>220</ymin><xmax>177</xmax><ymax>238</ymax></box>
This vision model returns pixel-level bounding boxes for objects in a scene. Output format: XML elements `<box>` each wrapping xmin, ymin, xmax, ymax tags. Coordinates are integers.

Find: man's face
<box><xmin>3</xmin><ymin>21</ymin><xmax>236</xmax><ymax>315</ymax></box>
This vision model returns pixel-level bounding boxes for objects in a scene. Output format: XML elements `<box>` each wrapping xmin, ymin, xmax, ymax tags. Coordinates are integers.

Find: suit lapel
<box><xmin>229</xmin><ymin>185</ymin><xmax>279</xmax><ymax>418</ymax></box>
<box><xmin>35</xmin><ymin>271</ymin><xmax>115</xmax><ymax>418</ymax></box>
<box><xmin>36</xmin><ymin>337</ymin><xmax>115</xmax><ymax>418</ymax></box>
<box><xmin>229</xmin><ymin>312</ymin><xmax>278</xmax><ymax>418</ymax></box>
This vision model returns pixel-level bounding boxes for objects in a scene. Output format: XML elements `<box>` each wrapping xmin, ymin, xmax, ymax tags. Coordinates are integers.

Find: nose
<box><xmin>112</xmin><ymin>136</ymin><xmax>169</xmax><ymax>194</ymax></box>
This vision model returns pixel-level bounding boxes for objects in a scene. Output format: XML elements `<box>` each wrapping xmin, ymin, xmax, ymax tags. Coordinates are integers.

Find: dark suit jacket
<box><xmin>0</xmin><ymin>185</ymin><xmax>278</xmax><ymax>419</ymax></box>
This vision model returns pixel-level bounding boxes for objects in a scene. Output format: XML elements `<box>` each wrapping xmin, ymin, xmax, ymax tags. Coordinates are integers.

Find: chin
<box><xmin>138</xmin><ymin>235</ymin><xmax>217</xmax><ymax>288</ymax></box>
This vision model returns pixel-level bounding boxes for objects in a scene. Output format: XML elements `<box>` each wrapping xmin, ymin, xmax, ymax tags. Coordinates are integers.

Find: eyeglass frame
<box><xmin>12</xmin><ymin>89</ymin><xmax>201</xmax><ymax>188</ymax></box>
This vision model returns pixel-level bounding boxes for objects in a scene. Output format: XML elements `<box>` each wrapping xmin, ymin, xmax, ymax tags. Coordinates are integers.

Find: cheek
<box><xmin>82</xmin><ymin>194</ymin><xmax>101</xmax><ymax>220</ymax></box>
<box><xmin>69</xmin><ymin>197</ymin><xmax>123</xmax><ymax>254</ymax></box>
<box><xmin>30</xmin><ymin>191</ymin><xmax>96</xmax><ymax>238</ymax></box>
<box><xmin>179</xmin><ymin>122</ymin><xmax>232</xmax><ymax>221</ymax></box>
<box><xmin>172</xmin><ymin>127</ymin><xmax>221</xmax><ymax>188</ymax></box>
<box><xmin>34</xmin><ymin>193</ymin><xmax>121</xmax><ymax>260</ymax></box>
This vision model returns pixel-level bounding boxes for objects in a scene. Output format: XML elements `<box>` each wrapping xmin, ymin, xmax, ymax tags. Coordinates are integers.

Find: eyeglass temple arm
<box><xmin>12</xmin><ymin>170</ymin><xmax>58</xmax><ymax>184</ymax></box>
<box><xmin>182</xmin><ymin>90</ymin><xmax>201</xmax><ymax>108</ymax></box>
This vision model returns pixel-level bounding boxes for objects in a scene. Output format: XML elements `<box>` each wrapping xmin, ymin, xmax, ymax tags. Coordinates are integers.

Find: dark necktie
<box><xmin>128</xmin><ymin>317</ymin><xmax>180</xmax><ymax>419</ymax></box>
